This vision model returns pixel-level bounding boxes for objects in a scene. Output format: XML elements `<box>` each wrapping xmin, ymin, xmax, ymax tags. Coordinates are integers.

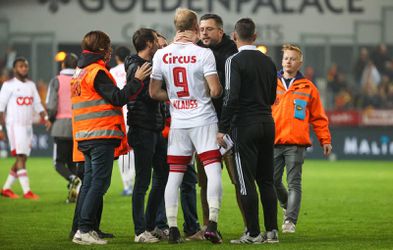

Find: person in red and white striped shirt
<box><xmin>0</xmin><ymin>57</ymin><xmax>51</xmax><ymax>200</ymax></box>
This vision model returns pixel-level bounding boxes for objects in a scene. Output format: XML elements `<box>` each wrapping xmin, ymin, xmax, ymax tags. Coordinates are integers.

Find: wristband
<box><xmin>44</xmin><ymin>115</ymin><xmax>49</xmax><ymax>121</ymax></box>
<box><xmin>0</xmin><ymin>124</ymin><xmax>3</xmax><ymax>131</ymax></box>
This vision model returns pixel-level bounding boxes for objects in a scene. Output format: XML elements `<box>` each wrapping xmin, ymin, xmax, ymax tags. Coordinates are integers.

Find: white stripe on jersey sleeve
<box><xmin>223</xmin><ymin>53</ymin><xmax>238</xmax><ymax>106</ymax></box>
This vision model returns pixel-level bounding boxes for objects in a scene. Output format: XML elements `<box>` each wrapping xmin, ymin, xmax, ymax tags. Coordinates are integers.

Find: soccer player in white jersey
<box><xmin>149</xmin><ymin>8</ymin><xmax>223</xmax><ymax>244</ymax></box>
<box><xmin>110</xmin><ymin>46</ymin><xmax>135</xmax><ymax>196</ymax></box>
<box><xmin>0</xmin><ymin>57</ymin><xmax>51</xmax><ymax>200</ymax></box>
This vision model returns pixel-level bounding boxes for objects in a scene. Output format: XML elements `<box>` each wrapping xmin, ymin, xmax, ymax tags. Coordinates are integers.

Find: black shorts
<box><xmin>54</xmin><ymin>138</ymin><xmax>73</xmax><ymax>164</ymax></box>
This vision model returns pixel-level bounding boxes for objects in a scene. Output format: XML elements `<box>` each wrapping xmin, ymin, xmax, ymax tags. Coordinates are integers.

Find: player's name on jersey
<box><xmin>163</xmin><ymin>53</ymin><xmax>197</xmax><ymax>64</ymax></box>
<box><xmin>172</xmin><ymin>99</ymin><xmax>198</xmax><ymax>110</ymax></box>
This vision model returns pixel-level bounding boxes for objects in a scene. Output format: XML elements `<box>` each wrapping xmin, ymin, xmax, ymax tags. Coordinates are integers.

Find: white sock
<box><xmin>165</xmin><ymin>170</ymin><xmax>184</xmax><ymax>228</ymax></box>
<box><xmin>3</xmin><ymin>170</ymin><xmax>17</xmax><ymax>190</ymax></box>
<box><xmin>118</xmin><ymin>151</ymin><xmax>134</xmax><ymax>190</ymax></box>
<box><xmin>17</xmin><ymin>169</ymin><xmax>31</xmax><ymax>194</ymax></box>
<box><xmin>204</xmin><ymin>162</ymin><xmax>223</xmax><ymax>222</ymax></box>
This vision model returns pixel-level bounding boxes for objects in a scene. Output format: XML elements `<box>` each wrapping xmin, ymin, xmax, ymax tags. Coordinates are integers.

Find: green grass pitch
<box><xmin>0</xmin><ymin>158</ymin><xmax>392</xmax><ymax>249</ymax></box>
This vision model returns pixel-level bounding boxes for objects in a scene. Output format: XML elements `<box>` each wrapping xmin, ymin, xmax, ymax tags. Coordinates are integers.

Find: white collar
<box><xmin>60</xmin><ymin>68</ymin><xmax>75</xmax><ymax>75</ymax></box>
<box><xmin>238</xmin><ymin>45</ymin><xmax>257</xmax><ymax>51</ymax></box>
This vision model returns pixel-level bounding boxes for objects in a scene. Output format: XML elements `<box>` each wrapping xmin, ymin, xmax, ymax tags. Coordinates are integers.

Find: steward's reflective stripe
<box><xmin>293</xmin><ymin>91</ymin><xmax>311</xmax><ymax>97</ymax></box>
<box><xmin>277</xmin><ymin>90</ymin><xmax>285</xmax><ymax>94</ymax></box>
<box><xmin>72</xmin><ymin>99</ymin><xmax>110</xmax><ymax>109</ymax></box>
<box><xmin>75</xmin><ymin>129</ymin><xmax>124</xmax><ymax>139</ymax></box>
<box><xmin>74</xmin><ymin>110</ymin><xmax>122</xmax><ymax>122</ymax></box>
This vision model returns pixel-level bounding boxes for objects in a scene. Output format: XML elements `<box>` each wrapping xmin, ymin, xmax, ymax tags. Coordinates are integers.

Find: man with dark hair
<box><xmin>124</xmin><ymin>28</ymin><xmax>168</xmax><ymax>243</ymax></box>
<box><xmin>110</xmin><ymin>46</ymin><xmax>134</xmax><ymax>197</ymax></box>
<box><xmin>46</xmin><ymin>53</ymin><xmax>81</xmax><ymax>203</ymax></box>
<box><xmin>218</xmin><ymin>18</ymin><xmax>279</xmax><ymax>244</ymax></box>
<box><xmin>0</xmin><ymin>57</ymin><xmax>51</xmax><ymax>200</ymax></box>
<box><xmin>193</xmin><ymin>13</ymin><xmax>243</xmax><ymax>239</ymax></box>
<box><xmin>71</xmin><ymin>30</ymin><xmax>151</xmax><ymax>245</ymax></box>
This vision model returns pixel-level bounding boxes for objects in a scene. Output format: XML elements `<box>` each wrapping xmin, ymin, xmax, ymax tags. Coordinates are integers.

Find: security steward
<box><xmin>70</xmin><ymin>30</ymin><xmax>151</xmax><ymax>245</ymax></box>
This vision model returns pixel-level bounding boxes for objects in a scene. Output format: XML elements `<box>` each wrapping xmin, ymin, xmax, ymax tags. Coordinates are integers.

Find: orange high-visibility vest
<box><xmin>71</xmin><ymin>60</ymin><xmax>128</xmax><ymax>162</ymax></box>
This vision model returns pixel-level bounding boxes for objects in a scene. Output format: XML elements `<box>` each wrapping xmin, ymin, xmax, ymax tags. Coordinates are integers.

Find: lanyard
<box><xmin>281</xmin><ymin>78</ymin><xmax>295</xmax><ymax>91</ymax></box>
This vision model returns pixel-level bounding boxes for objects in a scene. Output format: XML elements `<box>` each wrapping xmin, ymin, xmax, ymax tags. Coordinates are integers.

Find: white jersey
<box><xmin>110</xmin><ymin>63</ymin><xmax>127</xmax><ymax>89</ymax></box>
<box><xmin>110</xmin><ymin>63</ymin><xmax>128</xmax><ymax>126</ymax></box>
<box><xmin>151</xmin><ymin>42</ymin><xmax>218</xmax><ymax>128</ymax></box>
<box><xmin>0</xmin><ymin>77</ymin><xmax>44</xmax><ymax>126</ymax></box>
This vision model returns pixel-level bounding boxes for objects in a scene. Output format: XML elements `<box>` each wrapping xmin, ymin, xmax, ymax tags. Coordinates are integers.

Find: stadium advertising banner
<box><xmin>307</xmin><ymin>127</ymin><xmax>393</xmax><ymax>160</ymax></box>
<box><xmin>0</xmin><ymin>0</ymin><xmax>392</xmax><ymax>44</ymax></box>
<box><xmin>1</xmin><ymin>125</ymin><xmax>391</xmax><ymax>160</ymax></box>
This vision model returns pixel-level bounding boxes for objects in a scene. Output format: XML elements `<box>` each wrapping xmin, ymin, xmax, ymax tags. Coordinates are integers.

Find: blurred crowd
<box><xmin>1</xmin><ymin>44</ymin><xmax>392</xmax><ymax>112</ymax></box>
<box><xmin>326</xmin><ymin>44</ymin><xmax>393</xmax><ymax>111</ymax></box>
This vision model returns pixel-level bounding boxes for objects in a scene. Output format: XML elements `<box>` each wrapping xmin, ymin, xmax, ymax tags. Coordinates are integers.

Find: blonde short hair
<box><xmin>282</xmin><ymin>44</ymin><xmax>303</xmax><ymax>62</ymax></box>
<box><xmin>174</xmin><ymin>8</ymin><xmax>198</xmax><ymax>32</ymax></box>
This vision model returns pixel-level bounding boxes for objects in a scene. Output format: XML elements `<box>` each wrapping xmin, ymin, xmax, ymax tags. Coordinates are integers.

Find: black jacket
<box><xmin>219</xmin><ymin>46</ymin><xmax>277</xmax><ymax>134</ymax></box>
<box><xmin>124</xmin><ymin>54</ymin><xmax>164</xmax><ymax>131</ymax></box>
<box><xmin>198</xmin><ymin>34</ymin><xmax>238</xmax><ymax>117</ymax></box>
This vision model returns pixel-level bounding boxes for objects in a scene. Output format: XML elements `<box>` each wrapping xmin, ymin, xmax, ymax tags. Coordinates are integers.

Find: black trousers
<box><xmin>128</xmin><ymin>127</ymin><xmax>169</xmax><ymax>235</ymax></box>
<box><xmin>231</xmin><ymin>122</ymin><xmax>278</xmax><ymax>236</ymax></box>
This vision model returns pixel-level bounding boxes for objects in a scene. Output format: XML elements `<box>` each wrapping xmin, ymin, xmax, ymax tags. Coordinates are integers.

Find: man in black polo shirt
<box><xmin>218</xmin><ymin>18</ymin><xmax>279</xmax><ymax>244</ymax></box>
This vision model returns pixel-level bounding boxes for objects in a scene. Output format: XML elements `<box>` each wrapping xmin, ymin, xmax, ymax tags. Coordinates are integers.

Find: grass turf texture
<box><xmin>0</xmin><ymin>158</ymin><xmax>392</xmax><ymax>249</ymax></box>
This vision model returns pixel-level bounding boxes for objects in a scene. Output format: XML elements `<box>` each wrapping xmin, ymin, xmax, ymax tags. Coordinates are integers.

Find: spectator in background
<box><xmin>353</xmin><ymin>47</ymin><xmax>369</xmax><ymax>85</ymax></box>
<box><xmin>46</xmin><ymin>53</ymin><xmax>81</xmax><ymax>203</ymax></box>
<box><xmin>5</xmin><ymin>47</ymin><xmax>17</xmax><ymax>70</ymax></box>
<box><xmin>360</xmin><ymin>61</ymin><xmax>381</xmax><ymax>92</ymax></box>
<box><xmin>110</xmin><ymin>46</ymin><xmax>135</xmax><ymax>197</ymax></box>
<box><xmin>371</xmin><ymin>44</ymin><xmax>391</xmax><ymax>75</ymax></box>
<box><xmin>327</xmin><ymin>63</ymin><xmax>347</xmax><ymax>95</ymax></box>
<box><xmin>384</xmin><ymin>60</ymin><xmax>393</xmax><ymax>80</ymax></box>
<box><xmin>304</xmin><ymin>66</ymin><xmax>317</xmax><ymax>86</ymax></box>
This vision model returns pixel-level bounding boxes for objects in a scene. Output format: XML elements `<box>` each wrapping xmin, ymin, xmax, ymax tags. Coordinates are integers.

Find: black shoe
<box><xmin>97</xmin><ymin>230</ymin><xmax>115</xmax><ymax>239</ymax></box>
<box><xmin>168</xmin><ymin>227</ymin><xmax>183</xmax><ymax>244</ymax></box>
<box><xmin>204</xmin><ymin>221</ymin><xmax>223</xmax><ymax>244</ymax></box>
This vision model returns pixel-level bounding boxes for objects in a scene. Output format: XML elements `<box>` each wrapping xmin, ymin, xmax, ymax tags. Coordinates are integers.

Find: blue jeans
<box><xmin>155</xmin><ymin>165</ymin><xmax>200</xmax><ymax>236</ymax></box>
<box><xmin>77</xmin><ymin>143</ymin><xmax>115</xmax><ymax>233</ymax></box>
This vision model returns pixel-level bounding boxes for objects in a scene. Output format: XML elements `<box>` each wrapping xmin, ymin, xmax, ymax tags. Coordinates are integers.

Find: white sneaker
<box><xmin>72</xmin><ymin>230</ymin><xmax>107</xmax><ymax>245</ymax></box>
<box><xmin>134</xmin><ymin>231</ymin><xmax>160</xmax><ymax>243</ymax></box>
<box><xmin>230</xmin><ymin>232</ymin><xmax>263</xmax><ymax>244</ymax></box>
<box><xmin>282</xmin><ymin>220</ymin><xmax>296</xmax><ymax>233</ymax></box>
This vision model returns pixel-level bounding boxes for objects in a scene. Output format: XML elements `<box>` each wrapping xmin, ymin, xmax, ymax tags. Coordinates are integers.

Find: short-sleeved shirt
<box><xmin>151</xmin><ymin>42</ymin><xmax>218</xmax><ymax>128</ymax></box>
<box><xmin>0</xmin><ymin>77</ymin><xmax>44</xmax><ymax>126</ymax></box>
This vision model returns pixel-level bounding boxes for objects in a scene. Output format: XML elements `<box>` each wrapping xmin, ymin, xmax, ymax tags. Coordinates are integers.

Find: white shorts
<box><xmin>167</xmin><ymin>123</ymin><xmax>221</xmax><ymax>172</ymax></box>
<box><xmin>6</xmin><ymin>124</ymin><xmax>33</xmax><ymax>156</ymax></box>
